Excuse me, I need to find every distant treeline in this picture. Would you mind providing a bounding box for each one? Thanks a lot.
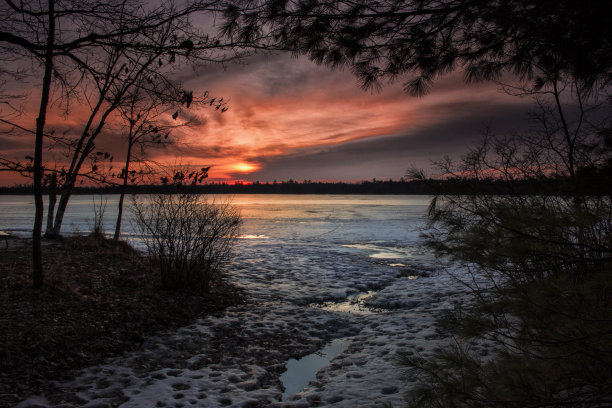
[3,176,608,195]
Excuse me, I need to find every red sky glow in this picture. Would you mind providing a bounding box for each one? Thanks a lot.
[0,53,532,186]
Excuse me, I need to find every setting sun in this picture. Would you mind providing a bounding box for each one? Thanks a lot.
[232,162,259,173]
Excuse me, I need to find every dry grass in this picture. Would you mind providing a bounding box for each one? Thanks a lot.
[0,235,242,408]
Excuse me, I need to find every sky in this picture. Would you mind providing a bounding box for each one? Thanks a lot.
[0,51,534,186]
[173,53,532,183]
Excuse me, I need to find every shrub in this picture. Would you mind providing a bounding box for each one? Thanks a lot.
[90,195,108,238]
[131,194,241,291]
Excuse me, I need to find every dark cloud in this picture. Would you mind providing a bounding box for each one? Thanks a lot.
[245,101,533,181]
[0,134,31,152]
[170,142,251,161]
[189,53,364,102]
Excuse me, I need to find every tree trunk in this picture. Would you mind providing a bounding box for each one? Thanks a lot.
[51,101,118,236]
[44,172,57,238]
[114,141,132,240]
[32,0,55,288]
[51,179,74,237]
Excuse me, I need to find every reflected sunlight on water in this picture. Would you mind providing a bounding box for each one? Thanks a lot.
[342,243,414,259]
[309,290,379,315]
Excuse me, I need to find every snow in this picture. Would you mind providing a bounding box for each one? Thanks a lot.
[8,195,478,407]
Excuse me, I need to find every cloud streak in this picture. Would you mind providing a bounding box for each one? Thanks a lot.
[170,54,531,181]
[1,53,533,185]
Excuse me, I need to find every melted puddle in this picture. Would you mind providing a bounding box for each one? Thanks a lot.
[309,290,379,315]
[280,338,350,401]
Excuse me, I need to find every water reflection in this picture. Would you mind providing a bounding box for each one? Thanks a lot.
[309,291,380,315]
[280,338,350,401]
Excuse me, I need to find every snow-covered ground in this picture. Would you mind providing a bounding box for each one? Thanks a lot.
[7,195,477,407]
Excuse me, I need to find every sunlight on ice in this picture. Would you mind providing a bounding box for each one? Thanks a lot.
[309,291,380,315]
[342,243,413,259]
[238,234,269,239]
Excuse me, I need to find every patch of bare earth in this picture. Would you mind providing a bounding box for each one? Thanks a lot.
[0,235,243,408]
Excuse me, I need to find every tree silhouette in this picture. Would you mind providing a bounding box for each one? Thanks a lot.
[112,79,228,240]
[402,78,612,407]
[0,0,261,288]
[225,0,612,94]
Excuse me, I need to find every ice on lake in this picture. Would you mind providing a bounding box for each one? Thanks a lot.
[3,194,476,407]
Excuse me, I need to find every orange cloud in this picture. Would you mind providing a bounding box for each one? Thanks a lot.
[1,53,528,185]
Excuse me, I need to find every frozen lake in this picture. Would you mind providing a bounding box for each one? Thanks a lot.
[0,193,429,242]
[0,193,432,305]
[5,194,475,407]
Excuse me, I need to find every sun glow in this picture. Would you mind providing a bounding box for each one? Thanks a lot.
[232,162,258,173]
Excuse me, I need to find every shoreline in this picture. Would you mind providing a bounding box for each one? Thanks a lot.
[5,239,475,407]
[0,236,243,408]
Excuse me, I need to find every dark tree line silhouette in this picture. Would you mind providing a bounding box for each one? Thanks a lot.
[2,175,608,196]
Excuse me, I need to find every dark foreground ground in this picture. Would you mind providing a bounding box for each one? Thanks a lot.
[0,235,242,408]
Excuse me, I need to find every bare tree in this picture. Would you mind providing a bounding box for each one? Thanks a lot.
[112,79,179,241]
[0,0,260,287]
[46,32,176,238]
[112,76,228,240]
